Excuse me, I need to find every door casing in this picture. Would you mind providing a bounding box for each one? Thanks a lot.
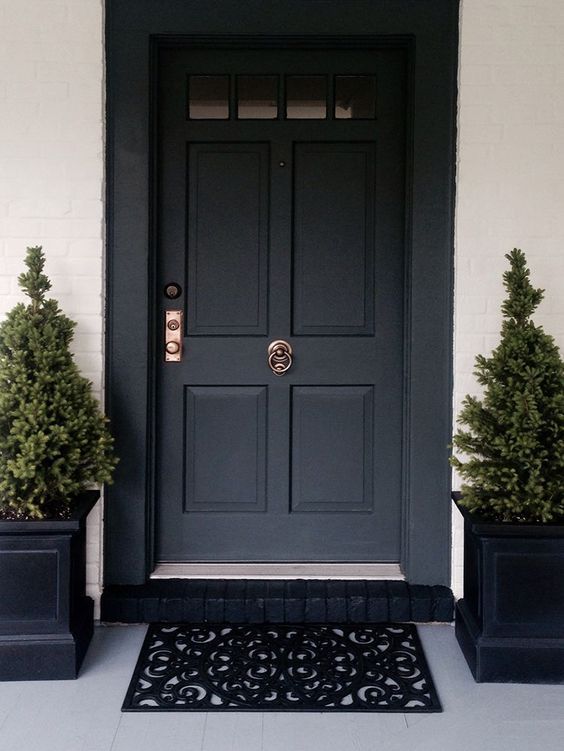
[105,0,458,588]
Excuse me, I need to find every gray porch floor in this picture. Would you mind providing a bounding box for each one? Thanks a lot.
[1,624,563,751]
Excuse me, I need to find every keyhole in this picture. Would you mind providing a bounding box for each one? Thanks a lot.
[164,282,182,299]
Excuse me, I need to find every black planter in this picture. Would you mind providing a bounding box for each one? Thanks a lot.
[454,493,564,683]
[0,491,99,681]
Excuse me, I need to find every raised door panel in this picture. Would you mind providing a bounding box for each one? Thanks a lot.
[291,386,374,512]
[187,143,269,335]
[184,386,267,512]
[293,143,375,336]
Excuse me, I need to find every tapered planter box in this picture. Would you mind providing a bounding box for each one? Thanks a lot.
[454,493,564,684]
[0,491,99,681]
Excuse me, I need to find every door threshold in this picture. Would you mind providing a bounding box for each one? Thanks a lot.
[151,563,404,580]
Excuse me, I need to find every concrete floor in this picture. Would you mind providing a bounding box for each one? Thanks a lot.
[0,624,563,751]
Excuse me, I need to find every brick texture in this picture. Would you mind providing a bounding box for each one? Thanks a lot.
[454,0,564,597]
[1,0,563,612]
[0,0,105,615]
[100,581,454,624]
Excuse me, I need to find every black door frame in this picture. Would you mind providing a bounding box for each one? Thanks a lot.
[104,0,458,588]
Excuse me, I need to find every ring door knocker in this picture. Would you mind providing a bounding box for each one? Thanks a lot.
[268,340,293,376]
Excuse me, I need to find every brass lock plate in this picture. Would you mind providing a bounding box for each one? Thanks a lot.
[165,310,183,362]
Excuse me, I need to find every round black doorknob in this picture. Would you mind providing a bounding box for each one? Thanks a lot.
[164,282,182,299]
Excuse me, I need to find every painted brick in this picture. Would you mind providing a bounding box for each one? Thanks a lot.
[224,581,247,622]
[459,65,492,86]
[0,0,105,618]
[454,0,564,599]
[461,122,504,144]
[459,104,493,125]
[1,0,563,617]
[205,581,226,622]
[264,581,285,622]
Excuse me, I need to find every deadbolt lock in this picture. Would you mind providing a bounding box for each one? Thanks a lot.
[164,282,182,299]
[165,310,183,362]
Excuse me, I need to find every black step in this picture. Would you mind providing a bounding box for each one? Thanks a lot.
[101,580,453,623]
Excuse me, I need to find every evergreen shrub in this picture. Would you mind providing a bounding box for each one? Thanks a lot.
[0,247,117,519]
[451,249,564,522]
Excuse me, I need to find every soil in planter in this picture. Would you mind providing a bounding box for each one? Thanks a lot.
[0,503,73,521]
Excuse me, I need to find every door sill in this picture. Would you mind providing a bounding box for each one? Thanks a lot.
[151,563,404,580]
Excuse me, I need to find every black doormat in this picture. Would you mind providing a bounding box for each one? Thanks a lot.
[122,623,441,712]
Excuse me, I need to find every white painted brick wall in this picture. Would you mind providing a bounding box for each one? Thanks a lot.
[454,0,564,597]
[1,0,563,612]
[0,0,105,615]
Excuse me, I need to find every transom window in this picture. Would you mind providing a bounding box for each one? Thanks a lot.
[285,76,327,119]
[237,76,278,119]
[188,76,230,119]
[187,74,377,120]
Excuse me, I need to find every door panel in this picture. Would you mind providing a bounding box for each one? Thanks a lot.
[187,143,269,334]
[184,386,267,512]
[156,47,407,563]
[293,143,375,335]
[291,386,374,513]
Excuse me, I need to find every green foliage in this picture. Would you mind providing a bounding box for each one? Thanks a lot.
[0,247,118,519]
[451,249,564,522]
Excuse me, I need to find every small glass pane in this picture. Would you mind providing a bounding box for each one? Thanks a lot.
[237,76,278,119]
[335,76,377,119]
[188,76,229,119]
[286,76,327,119]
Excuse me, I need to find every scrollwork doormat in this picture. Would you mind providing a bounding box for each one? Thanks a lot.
[122,623,441,712]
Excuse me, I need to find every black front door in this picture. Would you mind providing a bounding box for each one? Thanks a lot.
[156,47,407,563]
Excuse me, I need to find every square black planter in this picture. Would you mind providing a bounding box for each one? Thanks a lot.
[0,491,99,681]
[454,494,564,683]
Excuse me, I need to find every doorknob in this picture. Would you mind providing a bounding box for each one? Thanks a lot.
[268,340,293,376]
[165,310,183,362]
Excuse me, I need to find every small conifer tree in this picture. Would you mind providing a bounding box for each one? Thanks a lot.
[451,249,564,522]
[0,247,117,519]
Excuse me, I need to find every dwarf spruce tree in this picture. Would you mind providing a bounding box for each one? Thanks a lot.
[452,249,564,523]
[0,247,117,518]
